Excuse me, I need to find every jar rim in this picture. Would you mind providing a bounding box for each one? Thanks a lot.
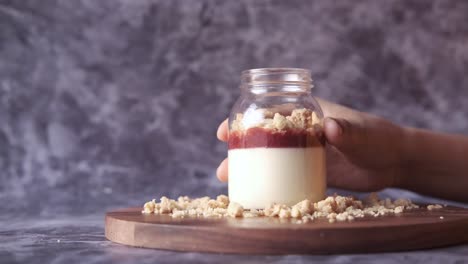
[241,68,313,90]
[241,67,311,75]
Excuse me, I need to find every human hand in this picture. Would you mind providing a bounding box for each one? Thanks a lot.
[216,98,406,192]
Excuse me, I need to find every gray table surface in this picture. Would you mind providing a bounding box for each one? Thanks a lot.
[2,189,468,264]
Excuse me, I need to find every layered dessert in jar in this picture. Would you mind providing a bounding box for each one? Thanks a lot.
[228,108,326,209]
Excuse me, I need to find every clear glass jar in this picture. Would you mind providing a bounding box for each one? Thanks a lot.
[228,68,326,209]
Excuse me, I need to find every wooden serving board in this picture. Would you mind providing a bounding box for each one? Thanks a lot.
[105,206,468,254]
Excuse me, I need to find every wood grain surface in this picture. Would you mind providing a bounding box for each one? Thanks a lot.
[105,206,468,254]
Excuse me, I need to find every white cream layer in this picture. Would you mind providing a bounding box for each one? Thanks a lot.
[228,147,326,209]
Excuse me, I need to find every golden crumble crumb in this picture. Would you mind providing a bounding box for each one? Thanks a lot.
[216,195,229,208]
[172,209,186,218]
[264,203,287,217]
[427,204,443,210]
[142,200,155,214]
[336,212,349,222]
[287,108,312,129]
[394,206,404,214]
[295,199,313,215]
[159,196,177,213]
[291,206,302,218]
[231,113,244,131]
[327,212,337,221]
[311,111,321,126]
[279,208,292,218]
[227,202,244,217]
[273,113,289,130]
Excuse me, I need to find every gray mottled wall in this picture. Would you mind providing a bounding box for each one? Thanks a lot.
[1,0,468,216]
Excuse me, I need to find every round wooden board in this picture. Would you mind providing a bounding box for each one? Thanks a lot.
[105,206,468,254]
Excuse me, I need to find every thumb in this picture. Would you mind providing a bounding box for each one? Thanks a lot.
[323,117,365,153]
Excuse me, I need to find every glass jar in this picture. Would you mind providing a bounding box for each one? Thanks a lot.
[228,68,326,209]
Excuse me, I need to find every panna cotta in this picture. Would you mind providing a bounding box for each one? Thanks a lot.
[228,109,326,209]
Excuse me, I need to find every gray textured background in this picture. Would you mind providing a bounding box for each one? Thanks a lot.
[1,0,468,217]
[2,1,468,263]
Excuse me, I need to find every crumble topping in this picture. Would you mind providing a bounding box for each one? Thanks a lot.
[427,204,444,210]
[231,108,321,132]
[141,193,438,223]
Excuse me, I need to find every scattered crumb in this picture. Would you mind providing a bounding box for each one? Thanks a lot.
[291,206,301,218]
[142,193,427,223]
[335,212,349,222]
[227,202,244,217]
[427,204,443,211]
[279,208,291,218]
[394,206,404,214]
[440,216,444,220]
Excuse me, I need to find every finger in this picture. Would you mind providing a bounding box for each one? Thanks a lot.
[216,157,228,182]
[217,119,229,142]
[324,117,364,154]
[323,117,343,143]
[316,98,361,121]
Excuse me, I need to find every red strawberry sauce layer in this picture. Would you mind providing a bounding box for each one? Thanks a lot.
[228,127,324,150]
